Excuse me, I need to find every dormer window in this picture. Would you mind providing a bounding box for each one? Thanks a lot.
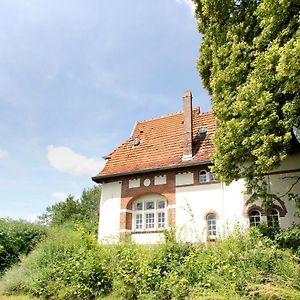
[133,138,140,146]
[198,127,207,135]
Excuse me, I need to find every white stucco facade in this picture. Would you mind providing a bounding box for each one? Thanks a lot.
[98,152,300,244]
[98,181,122,243]
[175,180,248,243]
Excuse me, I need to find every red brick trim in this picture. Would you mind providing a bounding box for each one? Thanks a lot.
[203,210,220,220]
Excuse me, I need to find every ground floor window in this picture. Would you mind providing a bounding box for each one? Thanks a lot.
[133,198,166,231]
[267,209,280,227]
[249,210,261,227]
[207,213,217,239]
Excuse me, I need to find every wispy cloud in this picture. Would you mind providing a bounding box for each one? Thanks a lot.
[0,148,8,159]
[175,0,195,14]
[52,192,68,202]
[47,145,104,176]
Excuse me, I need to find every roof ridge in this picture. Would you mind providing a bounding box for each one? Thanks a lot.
[137,106,202,123]
[138,110,183,123]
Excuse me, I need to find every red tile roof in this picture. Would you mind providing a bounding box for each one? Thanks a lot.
[93,107,216,181]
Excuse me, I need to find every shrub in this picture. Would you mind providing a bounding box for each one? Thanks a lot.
[0,219,46,275]
[0,226,112,299]
[1,228,300,299]
[275,224,300,256]
[111,229,300,300]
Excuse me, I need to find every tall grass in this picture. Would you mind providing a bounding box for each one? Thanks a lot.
[0,228,299,300]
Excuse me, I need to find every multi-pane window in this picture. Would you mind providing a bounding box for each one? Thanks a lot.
[210,172,216,181]
[199,170,218,183]
[133,199,167,231]
[199,170,208,183]
[267,209,280,227]
[135,213,143,230]
[207,213,217,239]
[249,210,261,227]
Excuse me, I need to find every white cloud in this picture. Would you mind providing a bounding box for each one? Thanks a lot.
[47,145,104,176]
[176,0,196,14]
[0,148,8,159]
[52,192,68,202]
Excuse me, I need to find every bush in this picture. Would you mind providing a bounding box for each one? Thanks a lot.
[275,224,300,256]
[111,229,300,300]
[0,219,46,275]
[1,228,300,299]
[0,226,112,299]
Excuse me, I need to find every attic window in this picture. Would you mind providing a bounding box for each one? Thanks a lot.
[198,127,207,135]
[133,138,140,146]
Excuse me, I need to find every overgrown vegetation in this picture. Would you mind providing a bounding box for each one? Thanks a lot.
[1,228,300,300]
[0,219,46,275]
[0,185,100,278]
[38,186,100,234]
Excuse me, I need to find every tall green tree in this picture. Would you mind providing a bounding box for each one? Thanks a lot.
[39,186,100,232]
[193,0,300,200]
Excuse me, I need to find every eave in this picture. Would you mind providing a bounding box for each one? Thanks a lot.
[92,160,212,183]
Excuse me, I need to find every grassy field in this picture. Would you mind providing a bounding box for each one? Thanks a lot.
[0,296,37,300]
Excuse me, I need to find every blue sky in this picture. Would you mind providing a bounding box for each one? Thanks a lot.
[0,0,211,221]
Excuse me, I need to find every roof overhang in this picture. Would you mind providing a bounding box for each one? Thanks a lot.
[92,160,212,183]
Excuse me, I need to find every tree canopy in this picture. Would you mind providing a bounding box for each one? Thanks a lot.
[193,0,300,193]
[38,186,100,232]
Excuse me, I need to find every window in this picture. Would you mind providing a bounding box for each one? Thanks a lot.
[210,172,216,181]
[249,210,261,227]
[133,198,167,231]
[207,213,217,239]
[199,170,208,183]
[267,209,280,227]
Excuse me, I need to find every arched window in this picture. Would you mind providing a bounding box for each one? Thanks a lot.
[249,210,261,227]
[206,213,217,239]
[267,209,280,227]
[133,198,167,231]
[199,170,208,183]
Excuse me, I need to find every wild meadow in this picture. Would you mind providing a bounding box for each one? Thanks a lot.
[1,186,299,299]
[0,223,299,300]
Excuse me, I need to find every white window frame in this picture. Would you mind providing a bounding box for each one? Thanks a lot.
[199,170,208,183]
[267,209,280,227]
[133,199,167,232]
[249,210,261,227]
[206,213,217,239]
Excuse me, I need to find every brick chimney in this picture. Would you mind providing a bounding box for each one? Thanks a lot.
[182,90,193,160]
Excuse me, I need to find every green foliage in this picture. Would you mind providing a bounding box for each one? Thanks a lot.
[193,0,300,191]
[0,219,46,275]
[0,227,112,299]
[38,186,100,233]
[109,230,300,300]
[1,228,300,299]
[275,224,300,256]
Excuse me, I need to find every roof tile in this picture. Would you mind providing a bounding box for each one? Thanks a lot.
[96,108,216,178]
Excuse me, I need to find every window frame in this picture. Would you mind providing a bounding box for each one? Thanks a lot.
[199,170,208,183]
[249,209,261,227]
[267,208,280,227]
[133,198,167,232]
[206,213,217,240]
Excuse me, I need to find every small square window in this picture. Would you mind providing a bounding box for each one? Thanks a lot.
[136,202,143,210]
[157,200,165,209]
[146,201,155,210]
